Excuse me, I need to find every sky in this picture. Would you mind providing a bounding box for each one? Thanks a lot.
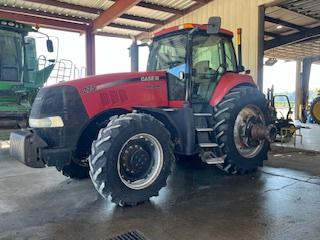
[33,28,320,93]
[264,59,320,93]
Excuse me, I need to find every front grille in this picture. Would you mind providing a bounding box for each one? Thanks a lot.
[106,230,148,240]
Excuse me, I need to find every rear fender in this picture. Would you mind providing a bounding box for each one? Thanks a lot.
[135,107,197,155]
[134,107,180,142]
[209,73,256,107]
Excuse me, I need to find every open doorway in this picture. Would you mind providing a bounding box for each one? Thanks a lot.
[262,0,320,123]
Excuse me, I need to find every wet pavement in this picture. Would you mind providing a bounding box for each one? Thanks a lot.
[0,146,320,240]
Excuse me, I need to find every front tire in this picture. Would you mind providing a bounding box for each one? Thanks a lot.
[89,113,174,206]
[213,86,271,174]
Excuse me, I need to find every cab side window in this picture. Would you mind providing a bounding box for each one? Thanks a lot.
[192,35,223,100]
[224,41,238,72]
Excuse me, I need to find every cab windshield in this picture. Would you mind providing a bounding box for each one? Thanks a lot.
[147,34,187,71]
[147,30,238,101]
[147,32,237,73]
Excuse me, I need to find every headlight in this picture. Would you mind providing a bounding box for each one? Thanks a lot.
[29,116,64,128]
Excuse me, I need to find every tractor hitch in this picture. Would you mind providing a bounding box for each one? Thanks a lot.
[250,124,277,143]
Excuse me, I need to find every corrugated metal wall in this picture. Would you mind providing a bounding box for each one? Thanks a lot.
[159,0,276,82]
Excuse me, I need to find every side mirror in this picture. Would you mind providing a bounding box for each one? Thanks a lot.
[179,71,185,81]
[207,17,221,34]
[46,39,54,52]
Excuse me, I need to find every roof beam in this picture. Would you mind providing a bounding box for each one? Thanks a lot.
[193,0,211,3]
[0,5,91,24]
[109,23,149,32]
[120,14,164,25]
[25,0,164,26]
[306,55,320,63]
[96,31,132,39]
[265,16,307,31]
[93,0,141,32]
[136,2,183,15]
[138,0,214,40]
[264,31,280,38]
[264,26,320,50]
[0,10,87,32]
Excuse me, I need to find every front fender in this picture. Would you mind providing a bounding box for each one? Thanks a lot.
[209,73,256,107]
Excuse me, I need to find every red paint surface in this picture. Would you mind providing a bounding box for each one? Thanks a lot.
[168,100,185,108]
[210,73,256,106]
[50,71,256,118]
[154,24,234,38]
[54,72,168,118]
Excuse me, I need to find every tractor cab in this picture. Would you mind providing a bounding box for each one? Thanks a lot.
[147,19,239,103]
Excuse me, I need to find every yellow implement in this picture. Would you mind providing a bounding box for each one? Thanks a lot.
[311,97,320,124]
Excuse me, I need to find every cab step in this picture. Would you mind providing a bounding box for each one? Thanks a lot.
[196,128,213,132]
[203,157,225,164]
[194,113,212,117]
[199,143,218,148]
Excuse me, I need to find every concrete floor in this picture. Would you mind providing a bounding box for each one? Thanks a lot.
[1,145,320,240]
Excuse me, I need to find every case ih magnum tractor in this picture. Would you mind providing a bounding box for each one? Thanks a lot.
[11,17,276,206]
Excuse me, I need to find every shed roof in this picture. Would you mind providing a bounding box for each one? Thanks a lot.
[0,0,213,38]
[264,0,320,61]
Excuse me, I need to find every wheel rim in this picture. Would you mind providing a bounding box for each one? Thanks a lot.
[117,133,163,190]
[233,105,265,158]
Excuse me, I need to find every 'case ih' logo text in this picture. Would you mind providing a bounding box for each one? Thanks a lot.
[81,85,96,94]
[141,76,160,81]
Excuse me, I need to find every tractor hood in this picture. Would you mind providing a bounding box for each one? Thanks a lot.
[47,71,169,118]
[56,71,167,93]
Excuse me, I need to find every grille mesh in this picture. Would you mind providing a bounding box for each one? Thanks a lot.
[106,230,147,240]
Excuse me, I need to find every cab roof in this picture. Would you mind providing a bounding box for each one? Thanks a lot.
[154,23,234,38]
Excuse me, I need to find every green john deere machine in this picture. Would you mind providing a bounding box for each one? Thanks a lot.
[0,19,55,129]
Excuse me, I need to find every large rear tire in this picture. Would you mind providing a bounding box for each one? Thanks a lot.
[89,113,174,206]
[213,86,271,174]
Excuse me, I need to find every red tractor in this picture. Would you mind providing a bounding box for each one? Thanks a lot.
[10,17,276,206]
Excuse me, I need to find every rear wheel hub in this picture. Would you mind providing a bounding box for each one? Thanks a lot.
[234,105,265,158]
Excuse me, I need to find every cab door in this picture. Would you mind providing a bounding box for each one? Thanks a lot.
[191,34,238,101]
[191,34,224,101]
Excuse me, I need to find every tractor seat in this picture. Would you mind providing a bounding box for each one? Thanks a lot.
[193,61,212,81]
